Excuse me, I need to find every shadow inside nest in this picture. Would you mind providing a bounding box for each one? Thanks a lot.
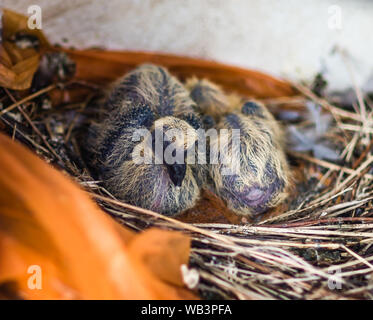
[1,53,373,300]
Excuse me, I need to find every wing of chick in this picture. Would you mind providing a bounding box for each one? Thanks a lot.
[185,77,242,122]
[106,64,202,128]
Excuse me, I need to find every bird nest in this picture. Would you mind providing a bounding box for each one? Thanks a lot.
[2,49,373,300]
[1,11,373,300]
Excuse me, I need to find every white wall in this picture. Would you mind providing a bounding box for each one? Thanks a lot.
[2,0,373,91]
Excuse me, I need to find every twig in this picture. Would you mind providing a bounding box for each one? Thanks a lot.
[0,84,56,116]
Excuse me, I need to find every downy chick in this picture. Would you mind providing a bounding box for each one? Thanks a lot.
[186,78,291,216]
[86,64,202,216]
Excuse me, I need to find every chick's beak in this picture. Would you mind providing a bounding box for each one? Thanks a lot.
[166,163,186,187]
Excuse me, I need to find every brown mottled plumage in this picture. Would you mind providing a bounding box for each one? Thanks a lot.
[86,64,203,216]
[187,78,291,216]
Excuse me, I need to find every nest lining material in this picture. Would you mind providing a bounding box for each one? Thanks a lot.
[1,60,373,300]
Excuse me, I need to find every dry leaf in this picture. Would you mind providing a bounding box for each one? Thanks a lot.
[128,229,191,287]
[0,132,196,299]
[0,9,49,90]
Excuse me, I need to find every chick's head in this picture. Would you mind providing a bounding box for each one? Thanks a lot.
[125,116,201,215]
[132,115,200,184]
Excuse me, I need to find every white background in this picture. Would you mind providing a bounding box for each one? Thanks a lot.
[2,0,373,91]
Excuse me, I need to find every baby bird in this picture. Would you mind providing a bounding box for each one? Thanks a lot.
[186,78,291,216]
[86,64,202,216]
